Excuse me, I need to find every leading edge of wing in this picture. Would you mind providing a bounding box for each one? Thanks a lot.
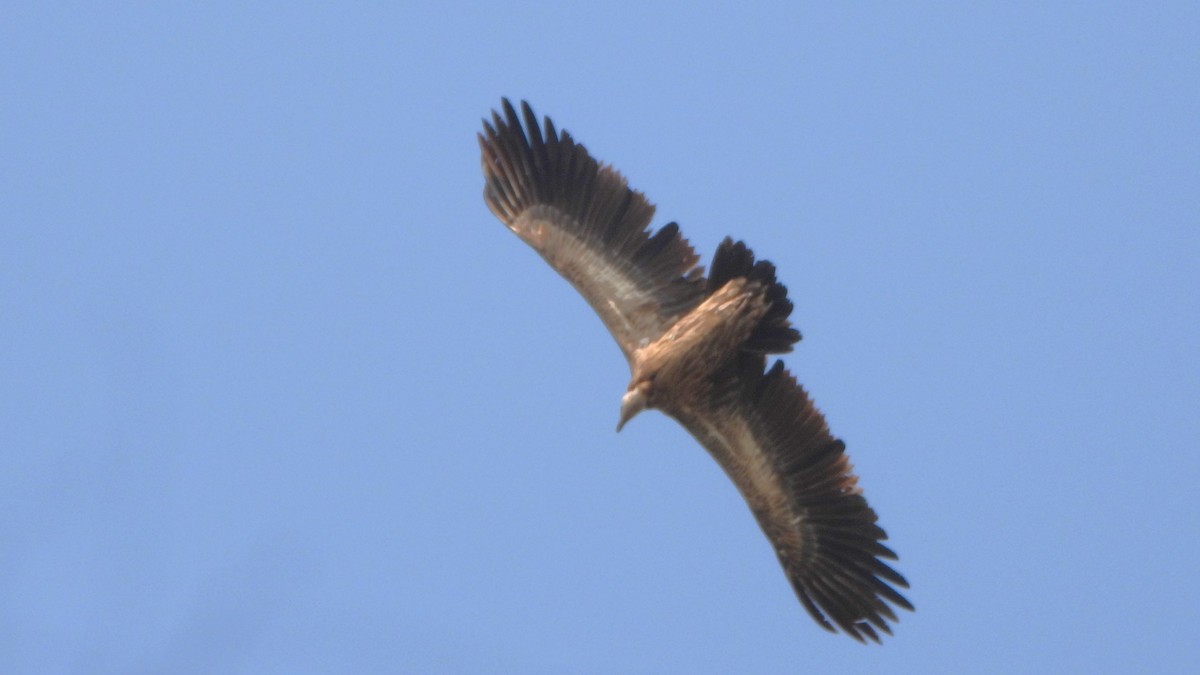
[479,98,706,357]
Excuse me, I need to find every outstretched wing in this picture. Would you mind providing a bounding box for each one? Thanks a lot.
[670,362,912,643]
[480,99,706,359]
[669,240,911,643]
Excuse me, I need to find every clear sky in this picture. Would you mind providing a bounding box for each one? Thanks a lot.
[3,3,1198,673]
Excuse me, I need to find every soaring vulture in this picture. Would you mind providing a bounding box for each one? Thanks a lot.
[479,99,912,643]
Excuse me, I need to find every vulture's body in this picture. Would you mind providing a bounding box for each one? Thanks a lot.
[479,99,912,643]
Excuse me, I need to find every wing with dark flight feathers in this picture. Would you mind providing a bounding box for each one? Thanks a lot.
[668,239,911,643]
[670,372,912,643]
[479,99,706,359]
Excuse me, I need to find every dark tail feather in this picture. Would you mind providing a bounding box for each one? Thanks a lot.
[708,237,801,354]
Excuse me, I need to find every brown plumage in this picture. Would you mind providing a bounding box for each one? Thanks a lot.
[479,99,912,643]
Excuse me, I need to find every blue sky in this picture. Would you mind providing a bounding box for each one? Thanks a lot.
[3,2,1198,673]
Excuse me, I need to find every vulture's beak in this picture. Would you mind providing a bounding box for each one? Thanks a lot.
[616,387,648,432]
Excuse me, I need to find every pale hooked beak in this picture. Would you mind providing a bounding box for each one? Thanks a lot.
[616,387,648,432]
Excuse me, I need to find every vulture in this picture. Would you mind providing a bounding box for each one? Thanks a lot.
[479,99,912,643]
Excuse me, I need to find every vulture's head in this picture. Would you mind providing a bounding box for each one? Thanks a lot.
[617,377,653,432]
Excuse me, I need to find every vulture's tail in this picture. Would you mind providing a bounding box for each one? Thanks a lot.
[707,238,801,355]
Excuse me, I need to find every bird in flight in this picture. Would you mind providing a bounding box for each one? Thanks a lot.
[479,99,912,643]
